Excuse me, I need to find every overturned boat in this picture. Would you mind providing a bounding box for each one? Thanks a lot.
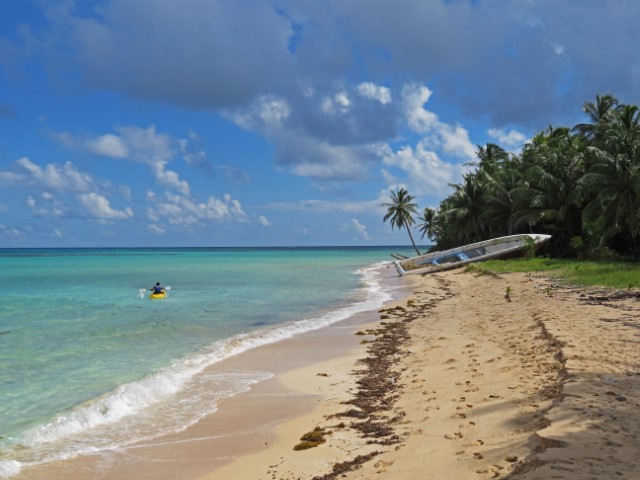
[393,233,551,276]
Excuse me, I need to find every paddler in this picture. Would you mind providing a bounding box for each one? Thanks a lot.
[150,282,164,294]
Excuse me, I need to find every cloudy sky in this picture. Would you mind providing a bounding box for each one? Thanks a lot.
[1,0,639,247]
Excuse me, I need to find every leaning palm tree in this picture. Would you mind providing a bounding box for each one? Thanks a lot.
[382,188,421,255]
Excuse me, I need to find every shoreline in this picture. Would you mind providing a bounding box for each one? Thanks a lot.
[205,268,640,479]
[11,265,640,479]
[10,263,412,480]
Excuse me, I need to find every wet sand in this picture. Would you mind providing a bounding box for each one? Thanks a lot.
[205,268,640,480]
[15,265,640,479]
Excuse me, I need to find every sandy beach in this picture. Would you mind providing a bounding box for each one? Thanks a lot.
[14,264,640,479]
[205,266,640,479]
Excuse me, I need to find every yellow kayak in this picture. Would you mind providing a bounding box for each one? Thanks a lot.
[149,290,166,299]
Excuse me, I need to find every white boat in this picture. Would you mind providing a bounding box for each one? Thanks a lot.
[393,233,551,276]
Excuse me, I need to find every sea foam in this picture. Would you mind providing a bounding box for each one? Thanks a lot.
[0,263,396,477]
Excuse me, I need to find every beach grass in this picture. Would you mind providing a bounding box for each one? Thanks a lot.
[468,257,640,289]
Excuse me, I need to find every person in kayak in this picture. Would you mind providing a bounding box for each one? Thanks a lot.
[151,282,164,294]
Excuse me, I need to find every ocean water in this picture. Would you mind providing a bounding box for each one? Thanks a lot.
[0,246,415,477]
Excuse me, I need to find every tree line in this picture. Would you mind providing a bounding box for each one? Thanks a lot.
[383,94,640,259]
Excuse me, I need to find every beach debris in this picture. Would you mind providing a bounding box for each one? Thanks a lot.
[293,427,328,450]
[308,276,455,479]
[505,286,512,302]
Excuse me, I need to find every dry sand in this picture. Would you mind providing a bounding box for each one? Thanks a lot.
[203,268,640,480]
[14,266,640,479]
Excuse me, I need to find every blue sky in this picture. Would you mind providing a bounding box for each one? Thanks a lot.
[1,0,640,247]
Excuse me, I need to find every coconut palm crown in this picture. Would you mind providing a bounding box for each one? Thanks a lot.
[382,188,421,255]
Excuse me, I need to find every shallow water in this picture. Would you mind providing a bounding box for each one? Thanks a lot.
[0,246,415,477]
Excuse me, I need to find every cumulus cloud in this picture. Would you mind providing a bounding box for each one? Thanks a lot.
[11,0,640,130]
[0,157,94,192]
[147,192,246,226]
[487,128,528,150]
[86,133,129,158]
[356,82,392,105]
[321,91,352,115]
[226,90,395,181]
[231,95,291,132]
[380,140,459,197]
[25,192,67,217]
[78,192,134,220]
[258,215,271,226]
[57,125,192,195]
[401,84,476,161]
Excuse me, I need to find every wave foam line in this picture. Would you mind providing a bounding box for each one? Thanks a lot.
[0,263,395,478]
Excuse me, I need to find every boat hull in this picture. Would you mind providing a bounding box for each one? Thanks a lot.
[394,234,551,276]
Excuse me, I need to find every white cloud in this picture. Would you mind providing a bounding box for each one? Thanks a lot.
[258,215,271,226]
[231,95,291,130]
[280,138,378,181]
[356,82,392,105]
[402,84,438,133]
[148,192,247,226]
[151,162,190,196]
[381,140,459,196]
[321,91,352,115]
[401,84,476,162]
[487,128,528,149]
[7,157,95,192]
[58,125,192,195]
[87,133,129,158]
[51,229,62,238]
[78,192,134,220]
[351,218,370,240]
[25,192,67,217]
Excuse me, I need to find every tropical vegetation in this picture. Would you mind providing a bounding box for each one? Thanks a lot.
[467,257,640,290]
[384,94,640,260]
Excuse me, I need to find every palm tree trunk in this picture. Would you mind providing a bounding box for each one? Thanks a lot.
[405,225,421,255]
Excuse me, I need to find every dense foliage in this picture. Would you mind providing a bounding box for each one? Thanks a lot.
[417,94,640,259]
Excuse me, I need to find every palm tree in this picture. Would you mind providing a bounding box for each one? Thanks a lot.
[382,188,421,255]
[480,157,522,236]
[513,127,586,255]
[444,173,487,243]
[582,107,640,256]
[573,94,619,141]
[418,207,437,240]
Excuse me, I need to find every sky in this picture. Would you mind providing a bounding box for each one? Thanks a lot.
[1,0,640,248]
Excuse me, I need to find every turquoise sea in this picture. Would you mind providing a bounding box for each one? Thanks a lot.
[0,246,416,477]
